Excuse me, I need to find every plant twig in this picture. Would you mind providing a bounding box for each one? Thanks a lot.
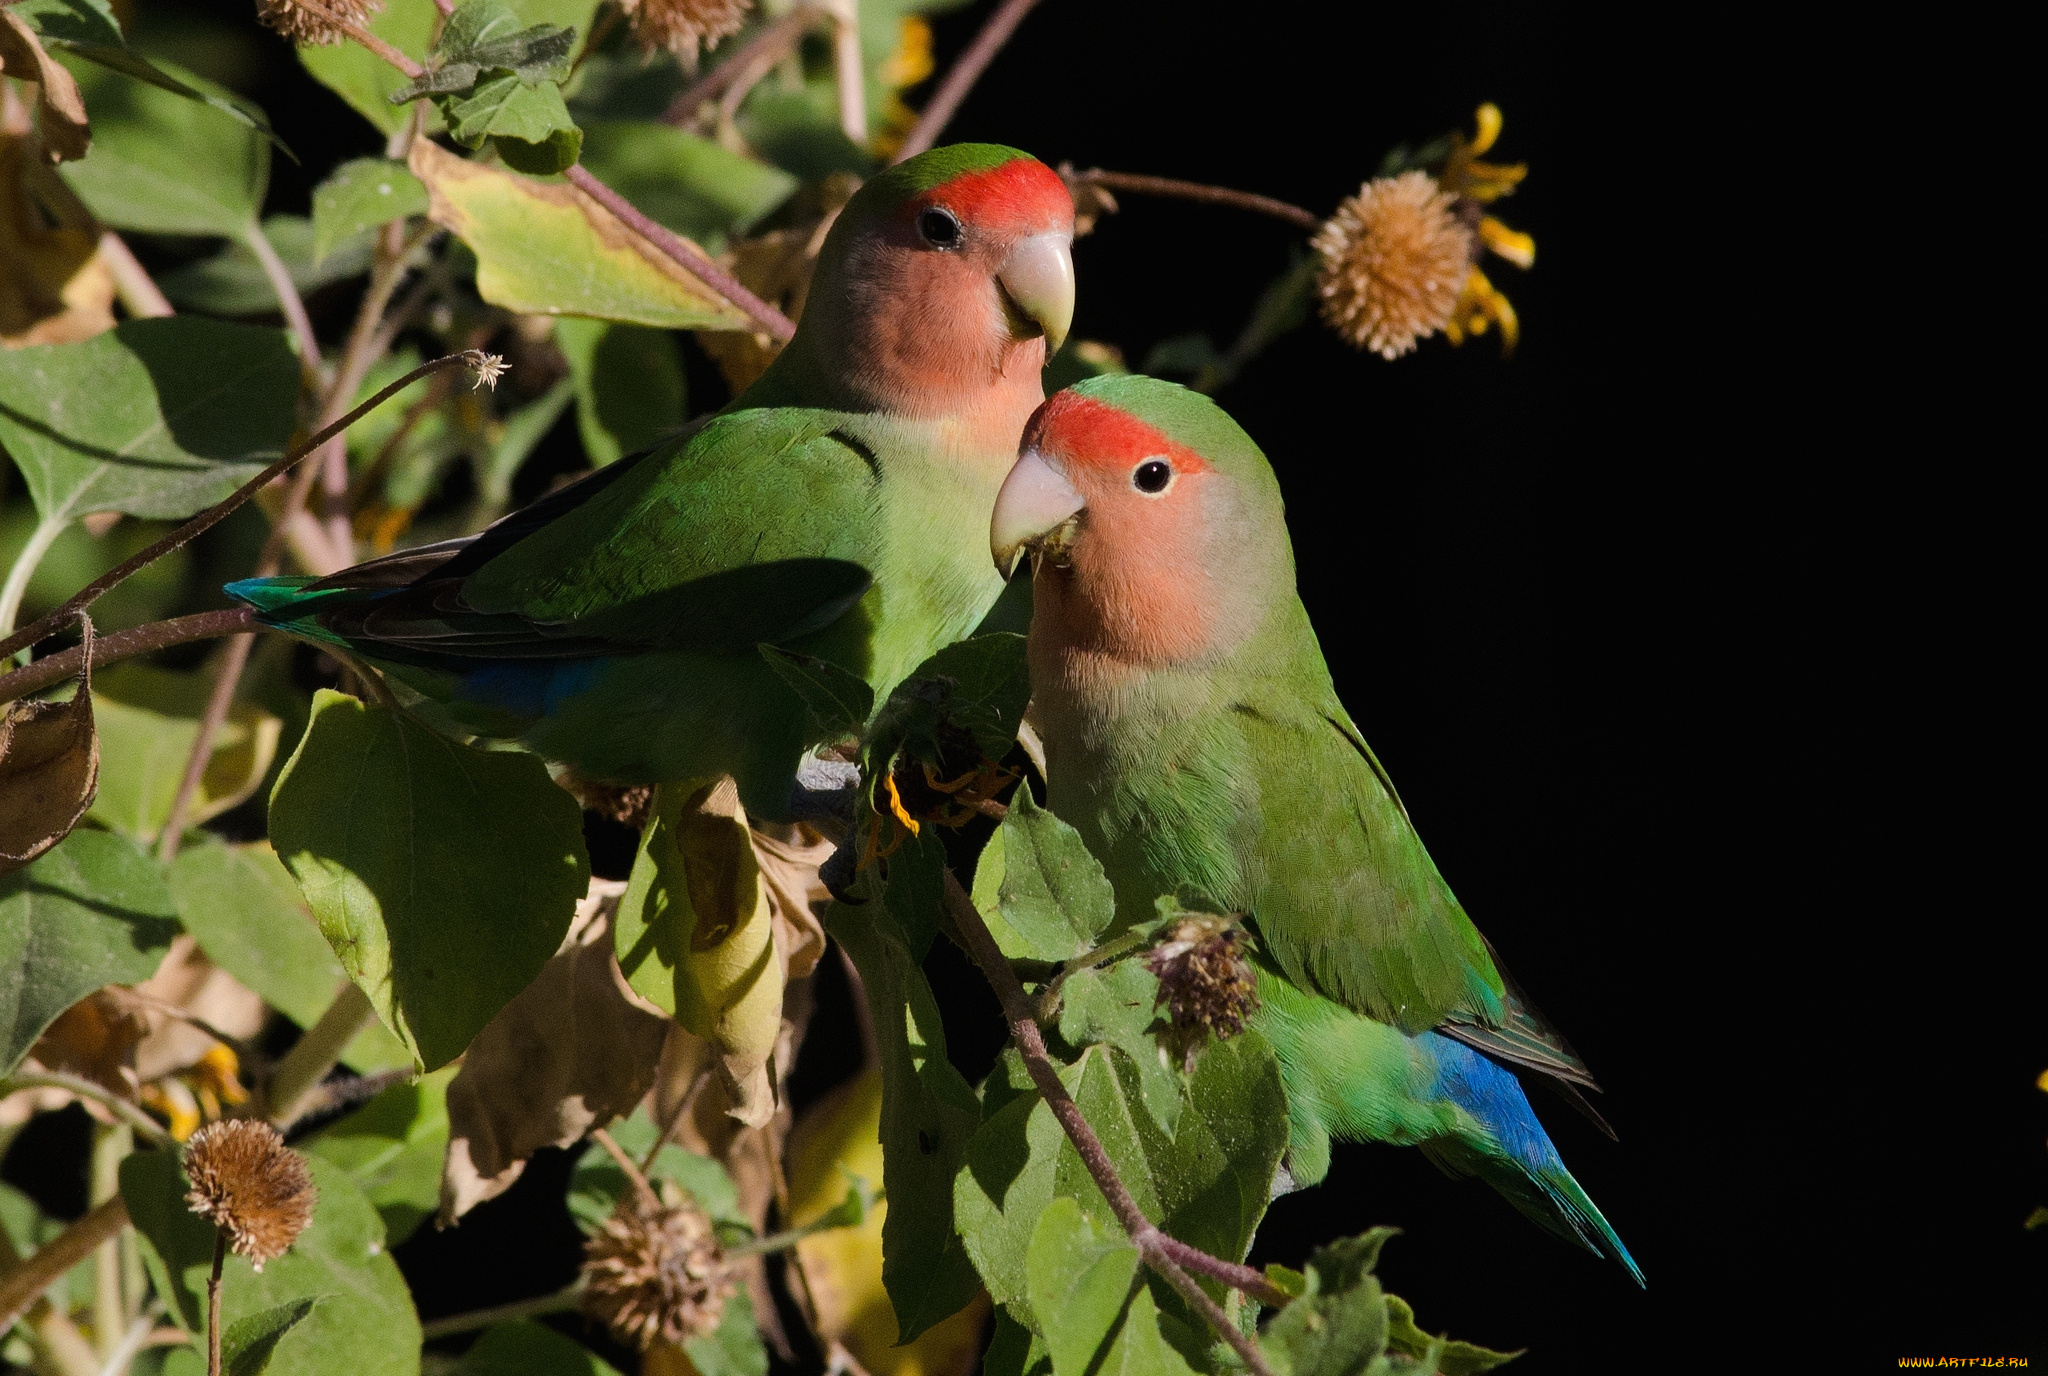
[417,1282,584,1340]
[561,165,795,341]
[1061,169,1321,232]
[242,219,324,381]
[0,352,492,663]
[940,872,1292,1346]
[98,233,174,319]
[267,982,381,1127]
[825,0,866,146]
[204,1230,225,1376]
[660,6,822,125]
[892,0,1042,163]
[1,1072,176,1148]
[590,1127,661,1210]
[298,0,426,77]
[0,609,255,706]
[0,1196,132,1334]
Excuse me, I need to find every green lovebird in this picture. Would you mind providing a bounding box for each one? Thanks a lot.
[230,144,1075,818]
[989,375,1642,1284]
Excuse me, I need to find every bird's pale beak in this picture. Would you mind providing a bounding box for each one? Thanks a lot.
[996,231,1075,356]
[991,447,1085,577]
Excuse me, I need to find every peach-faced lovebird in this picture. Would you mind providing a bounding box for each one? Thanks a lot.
[989,376,1642,1283]
[229,145,1075,817]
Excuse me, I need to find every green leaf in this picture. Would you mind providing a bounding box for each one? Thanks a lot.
[1026,1199,1202,1376]
[685,1288,769,1376]
[301,1067,458,1247]
[312,160,428,265]
[157,216,376,315]
[86,663,280,843]
[0,317,298,524]
[164,840,411,1074]
[0,828,178,1076]
[577,121,796,251]
[299,0,442,137]
[56,56,268,236]
[405,0,573,96]
[989,789,1116,963]
[119,1151,421,1374]
[1382,1293,1519,1375]
[19,0,287,149]
[1056,959,1181,1140]
[410,139,753,330]
[220,1297,318,1376]
[985,1310,1053,1376]
[759,647,873,742]
[443,74,578,153]
[1025,1198,1142,1376]
[1260,1232,1391,1376]
[863,634,1031,779]
[825,901,983,1341]
[954,1034,1287,1335]
[267,690,590,1071]
[553,318,685,468]
[454,1320,625,1375]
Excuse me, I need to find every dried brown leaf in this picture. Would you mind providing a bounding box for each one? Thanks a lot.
[28,987,149,1100]
[0,618,97,873]
[440,879,672,1223]
[0,14,90,163]
[132,934,265,1082]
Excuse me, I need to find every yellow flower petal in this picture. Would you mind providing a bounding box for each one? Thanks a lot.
[1470,103,1503,157]
[1478,217,1536,268]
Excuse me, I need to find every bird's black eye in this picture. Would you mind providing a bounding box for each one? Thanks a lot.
[1133,459,1173,494]
[917,207,961,249]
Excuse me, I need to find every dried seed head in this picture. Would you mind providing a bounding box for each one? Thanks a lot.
[1312,171,1474,360]
[618,0,752,61]
[182,1120,316,1271]
[467,351,509,391]
[581,1191,735,1350]
[1146,914,1260,1069]
[567,780,654,831]
[254,0,384,48]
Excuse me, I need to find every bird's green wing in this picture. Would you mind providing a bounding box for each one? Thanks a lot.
[1240,692,1509,1036]
[300,408,884,659]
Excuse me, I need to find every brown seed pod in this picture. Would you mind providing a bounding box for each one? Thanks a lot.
[617,0,752,61]
[182,1119,317,1271]
[1145,914,1261,1070]
[581,1190,735,1350]
[1311,170,1475,361]
[254,0,384,48]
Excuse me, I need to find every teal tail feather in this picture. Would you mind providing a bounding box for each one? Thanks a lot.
[223,576,361,648]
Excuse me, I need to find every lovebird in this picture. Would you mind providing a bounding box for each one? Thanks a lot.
[229,144,1076,818]
[988,375,1643,1283]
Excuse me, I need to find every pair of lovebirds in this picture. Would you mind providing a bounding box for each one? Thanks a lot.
[232,144,1641,1284]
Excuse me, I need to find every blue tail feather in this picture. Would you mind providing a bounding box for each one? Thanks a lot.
[1419,1033,1645,1285]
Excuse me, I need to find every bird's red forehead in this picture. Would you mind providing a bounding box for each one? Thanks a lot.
[1025,393,1212,477]
[913,159,1073,234]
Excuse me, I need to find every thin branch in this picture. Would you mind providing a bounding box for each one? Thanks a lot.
[826,0,866,146]
[156,631,256,863]
[0,351,491,663]
[1061,169,1321,232]
[939,872,1290,1364]
[98,233,174,319]
[0,609,255,707]
[204,1230,225,1376]
[892,0,1042,163]
[274,1067,413,1130]
[590,1127,661,1211]
[561,165,795,341]
[0,1196,131,1333]
[268,982,380,1127]
[299,0,426,78]
[660,7,822,126]
[417,1282,583,1341]
[1,1072,176,1148]
[242,219,324,379]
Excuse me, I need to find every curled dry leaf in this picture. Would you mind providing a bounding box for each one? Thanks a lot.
[0,617,97,874]
[0,13,91,162]
[27,986,150,1101]
[440,878,671,1224]
[131,933,265,1082]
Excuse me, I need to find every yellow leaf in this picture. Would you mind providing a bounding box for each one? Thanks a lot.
[790,1069,990,1376]
[409,140,754,331]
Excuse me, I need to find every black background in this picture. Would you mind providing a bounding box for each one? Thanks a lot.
[6,2,2041,1369]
